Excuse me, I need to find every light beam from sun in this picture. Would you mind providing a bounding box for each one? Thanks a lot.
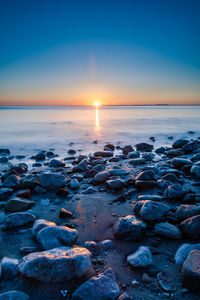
[94,100,100,108]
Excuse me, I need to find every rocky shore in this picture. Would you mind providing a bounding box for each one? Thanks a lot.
[0,136,200,299]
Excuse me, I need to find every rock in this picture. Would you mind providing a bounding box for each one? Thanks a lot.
[59,208,73,218]
[49,159,65,168]
[18,247,92,283]
[161,173,177,182]
[191,153,200,162]
[104,144,115,151]
[106,179,124,189]
[172,158,192,168]
[142,272,152,283]
[157,179,171,191]
[12,163,28,174]
[21,174,39,190]
[155,147,166,154]
[17,189,31,198]
[180,215,200,238]
[127,246,153,267]
[174,204,200,221]
[135,180,156,188]
[182,249,200,290]
[0,188,13,200]
[94,171,110,183]
[129,158,145,165]
[32,162,42,167]
[122,145,134,155]
[56,187,69,197]
[72,269,120,300]
[69,179,80,189]
[0,148,10,156]
[5,198,35,212]
[108,169,129,176]
[1,257,19,280]
[135,170,155,181]
[0,157,8,163]
[33,185,46,194]
[39,173,67,190]
[84,241,97,254]
[139,201,169,222]
[68,149,76,155]
[46,151,56,158]
[172,139,189,149]
[100,239,115,251]
[32,219,56,238]
[94,151,113,157]
[154,222,182,239]
[190,165,200,179]
[138,194,163,201]
[93,164,105,172]
[166,148,184,157]
[114,215,146,241]
[165,184,187,200]
[35,152,45,161]
[37,225,78,250]
[157,272,175,292]
[72,159,89,172]
[135,143,153,152]
[82,187,97,194]
[20,247,39,254]
[174,243,200,265]
[118,292,132,300]
[0,291,30,300]
[183,141,198,153]
[4,174,20,189]
[5,212,36,229]
[128,151,140,158]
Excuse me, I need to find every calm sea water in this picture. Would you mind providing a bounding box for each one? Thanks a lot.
[0,106,199,157]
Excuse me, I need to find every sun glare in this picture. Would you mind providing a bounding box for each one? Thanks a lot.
[94,101,100,107]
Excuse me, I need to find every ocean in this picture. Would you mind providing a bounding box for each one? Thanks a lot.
[0,105,199,158]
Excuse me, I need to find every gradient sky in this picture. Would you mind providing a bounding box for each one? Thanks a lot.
[0,0,200,106]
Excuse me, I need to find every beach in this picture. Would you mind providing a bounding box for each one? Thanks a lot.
[0,113,200,299]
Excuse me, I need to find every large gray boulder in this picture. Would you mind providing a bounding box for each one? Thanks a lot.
[5,212,36,229]
[39,173,67,190]
[72,269,120,300]
[37,226,78,250]
[32,219,56,238]
[114,215,146,241]
[127,246,153,268]
[182,249,200,290]
[139,201,169,222]
[18,247,92,282]
[174,243,200,265]
[0,291,30,300]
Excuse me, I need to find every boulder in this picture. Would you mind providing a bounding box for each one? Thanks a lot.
[0,188,13,201]
[72,269,120,300]
[0,291,30,300]
[5,212,36,229]
[182,249,200,290]
[72,159,89,172]
[165,184,187,200]
[180,215,200,238]
[174,243,200,265]
[94,171,110,183]
[190,165,200,179]
[154,222,182,239]
[37,225,78,250]
[174,205,200,221]
[39,173,67,190]
[4,175,20,189]
[0,148,10,156]
[32,219,56,238]
[94,151,113,157]
[127,246,153,268]
[128,158,145,165]
[114,215,146,241]
[135,143,153,152]
[1,257,19,280]
[135,170,155,181]
[5,198,35,212]
[171,158,192,168]
[106,179,124,190]
[18,247,92,282]
[49,159,65,168]
[69,179,80,189]
[21,174,40,190]
[128,151,140,159]
[17,189,31,198]
[122,145,134,155]
[108,169,129,176]
[139,201,169,222]
[172,139,188,149]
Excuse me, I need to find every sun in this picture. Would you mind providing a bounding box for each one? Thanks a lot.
[94,100,100,108]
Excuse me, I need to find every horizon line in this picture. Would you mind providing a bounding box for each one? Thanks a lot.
[0,104,200,107]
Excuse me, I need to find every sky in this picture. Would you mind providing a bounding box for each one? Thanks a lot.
[0,0,200,106]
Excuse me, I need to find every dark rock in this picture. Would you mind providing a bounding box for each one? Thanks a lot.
[182,249,200,290]
[1,257,19,280]
[82,187,96,194]
[18,247,92,283]
[59,208,73,218]
[39,173,67,190]
[84,241,97,254]
[46,151,56,158]
[190,165,200,179]
[49,159,65,168]
[135,170,155,181]
[127,246,153,267]
[5,197,35,212]
[72,269,120,300]
[35,152,46,161]
[72,159,89,172]
[104,144,115,151]
[183,141,198,153]
[94,151,113,157]
[161,173,177,182]
[128,151,140,158]
[56,188,69,197]
[129,158,145,165]
[0,148,10,156]
[135,143,153,152]
[4,174,20,189]
[180,215,200,238]
[166,148,184,157]
[0,291,30,300]
[174,204,200,221]
[21,174,40,190]
[17,189,31,198]
[155,147,166,154]
[32,219,56,238]
[20,247,39,254]
[172,158,192,168]
[0,157,8,164]
[122,145,134,155]
[68,149,76,155]
[114,215,146,241]
[94,171,110,183]
[165,184,187,200]
[154,222,182,239]
[0,188,13,200]
[172,139,189,149]
[138,194,163,201]
[106,179,124,190]
[69,179,80,189]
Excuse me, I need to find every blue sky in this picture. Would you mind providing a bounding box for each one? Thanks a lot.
[0,0,200,105]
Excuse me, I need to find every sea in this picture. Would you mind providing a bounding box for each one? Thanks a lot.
[0,105,199,159]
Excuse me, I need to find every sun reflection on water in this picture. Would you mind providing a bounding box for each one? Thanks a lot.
[95,106,100,130]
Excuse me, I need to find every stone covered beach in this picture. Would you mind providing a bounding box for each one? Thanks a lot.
[0,136,200,300]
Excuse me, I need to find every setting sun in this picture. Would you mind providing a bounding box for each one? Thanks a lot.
[94,101,100,107]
